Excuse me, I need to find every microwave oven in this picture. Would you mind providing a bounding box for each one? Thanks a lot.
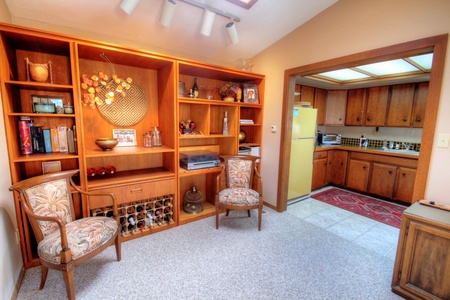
[321,134,341,145]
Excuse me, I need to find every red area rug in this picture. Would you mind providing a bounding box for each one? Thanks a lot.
[311,188,407,228]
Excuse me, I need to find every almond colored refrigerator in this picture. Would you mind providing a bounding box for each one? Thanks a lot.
[288,105,318,201]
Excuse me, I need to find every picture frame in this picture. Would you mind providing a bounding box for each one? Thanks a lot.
[42,161,61,174]
[32,95,64,113]
[243,84,259,104]
[112,129,137,146]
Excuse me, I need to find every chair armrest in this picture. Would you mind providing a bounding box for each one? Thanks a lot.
[252,167,263,195]
[215,165,227,194]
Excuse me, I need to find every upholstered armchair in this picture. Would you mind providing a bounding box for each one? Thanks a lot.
[9,169,121,300]
[215,155,263,230]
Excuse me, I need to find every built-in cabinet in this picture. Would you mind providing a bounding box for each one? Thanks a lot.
[387,83,416,127]
[312,151,328,190]
[345,86,389,127]
[314,88,326,126]
[324,90,347,125]
[392,202,450,299]
[326,150,348,186]
[0,24,264,268]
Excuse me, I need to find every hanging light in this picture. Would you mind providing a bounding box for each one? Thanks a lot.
[120,0,140,15]
[160,0,178,27]
[201,8,216,36]
[225,21,239,44]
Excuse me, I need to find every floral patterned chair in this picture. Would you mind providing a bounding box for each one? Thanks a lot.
[9,169,121,300]
[215,155,263,230]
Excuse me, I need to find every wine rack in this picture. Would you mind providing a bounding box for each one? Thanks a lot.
[90,195,174,236]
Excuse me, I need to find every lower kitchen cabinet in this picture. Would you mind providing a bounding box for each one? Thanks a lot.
[312,151,328,190]
[368,163,397,198]
[326,150,348,186]
[394,167,417,203]
[346,159,371,192]
[392,202,450,299]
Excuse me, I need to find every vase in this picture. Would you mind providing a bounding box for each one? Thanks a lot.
[182,128,193,134]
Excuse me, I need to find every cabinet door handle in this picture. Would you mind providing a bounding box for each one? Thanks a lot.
[356,117,360,122]
[362,166,367,170]
[416,116,421,122]
[388,170,392,174]
[130,188,143,194]
[366,116,371,122]
[403,117,408,122]
[402,172,406,176]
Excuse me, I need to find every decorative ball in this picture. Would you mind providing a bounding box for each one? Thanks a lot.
[95,138,119,151]
[239,130,246,143]
[29,64,49,82]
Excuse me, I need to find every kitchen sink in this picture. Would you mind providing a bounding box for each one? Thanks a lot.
[382,148,419,156]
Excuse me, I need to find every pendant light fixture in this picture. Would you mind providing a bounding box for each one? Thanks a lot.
[120,0,140,15]
[201,9,216,36]
[225,21,239,44]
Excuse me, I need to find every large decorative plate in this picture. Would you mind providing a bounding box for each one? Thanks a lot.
[97,82,147,126]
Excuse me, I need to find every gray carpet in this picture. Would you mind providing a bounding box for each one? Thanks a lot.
[16,208,402,299]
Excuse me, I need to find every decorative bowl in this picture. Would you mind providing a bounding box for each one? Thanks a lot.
[29,64,49,82]
[95,138,118,151]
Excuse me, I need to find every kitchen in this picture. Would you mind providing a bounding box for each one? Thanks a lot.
[283,41,438,208]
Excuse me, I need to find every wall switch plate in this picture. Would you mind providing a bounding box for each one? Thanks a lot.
[271,125,276,133]
[437,133,449,148]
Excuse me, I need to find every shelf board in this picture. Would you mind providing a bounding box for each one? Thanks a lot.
[85,145,175,158]
[8,112,75,118]
[179,201,216,225]
[179,133,235,139]
[178,165,222,177]
[87,167,175,189]
[239,124,261,127]
[13,152,78,162]
[4,80,73,92]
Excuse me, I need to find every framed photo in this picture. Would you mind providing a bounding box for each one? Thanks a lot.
[42,161,61,174]
[112,129,137,146]
[32,95,64,113]
[243,84,259,104]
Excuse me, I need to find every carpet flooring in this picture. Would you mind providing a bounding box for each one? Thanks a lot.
[15,207,402,300]
[311,188,406,228]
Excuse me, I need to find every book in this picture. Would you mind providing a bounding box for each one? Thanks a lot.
[57,125,68,152]
[43,129,52,153]
[18,120,32,154]
[50,128,60,152]
[66,128,76,154]
[30,126,45,153]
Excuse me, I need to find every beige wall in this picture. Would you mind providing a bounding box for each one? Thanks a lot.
[252,0,450,207]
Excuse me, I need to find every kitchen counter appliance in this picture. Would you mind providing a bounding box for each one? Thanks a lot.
[321,133,341,145]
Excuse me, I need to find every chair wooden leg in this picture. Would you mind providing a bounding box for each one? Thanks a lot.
[258,205,262,231]
[247,210,251,217]
[39,265,48,290]
[115,234,122,261]
[216,203,220,229]
[226,209,230,216]
[62,264,75,300]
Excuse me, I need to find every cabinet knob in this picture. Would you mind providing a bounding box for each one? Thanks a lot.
[416,116,421,122]
[403,117,408,122]
[356,117,360,122]
[388,170,392,174]
[366,116,371,122]
[324,162,327,166]
[402,172,406,176]
[339,117,342,121]
[318,153,322,157]
[362,166,367,170]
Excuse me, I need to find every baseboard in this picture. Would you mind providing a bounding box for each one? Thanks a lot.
[10,266,25,300]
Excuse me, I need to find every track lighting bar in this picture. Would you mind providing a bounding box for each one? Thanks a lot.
[180,0,241,22]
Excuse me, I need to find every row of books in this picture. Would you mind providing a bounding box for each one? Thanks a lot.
[19,116,77,155]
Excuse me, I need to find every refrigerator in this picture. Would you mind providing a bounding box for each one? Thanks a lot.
[288,105,318,201]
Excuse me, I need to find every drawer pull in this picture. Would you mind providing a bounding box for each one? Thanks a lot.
[130,188,143,194]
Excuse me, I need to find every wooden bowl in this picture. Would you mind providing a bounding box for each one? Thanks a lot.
[95,138,118,151]
[29,64,49,82]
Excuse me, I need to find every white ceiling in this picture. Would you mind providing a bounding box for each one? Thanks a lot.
[4,0,337,67]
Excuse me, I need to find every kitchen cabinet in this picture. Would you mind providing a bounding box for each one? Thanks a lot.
[387,83,415,127]
[314,88,327,126]
[345,86,389,127]
[326,150,348,186]
[412,82,428,128]
[312,151,328,190]
[392,202,450,299]
[294,85,314,104]
[346,159,371,192]
[394,167,417,203]
[325,90,347,125]
[368,163,397,198]
[294,84,301,102]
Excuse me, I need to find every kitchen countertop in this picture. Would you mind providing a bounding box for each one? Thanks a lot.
[315,144,419,158]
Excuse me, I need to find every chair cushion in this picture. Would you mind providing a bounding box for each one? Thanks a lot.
[227,160,252,188]
[219,187,260,206]
[38,217,118,264]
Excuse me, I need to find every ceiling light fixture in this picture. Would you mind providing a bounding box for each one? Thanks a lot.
[225,21,239,44]
[120,0,140,15]
[201,9,216,36]
[160,0,178,27]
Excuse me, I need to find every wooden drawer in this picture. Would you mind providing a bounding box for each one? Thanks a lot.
[88,178,176,209]
[314,151,328,159]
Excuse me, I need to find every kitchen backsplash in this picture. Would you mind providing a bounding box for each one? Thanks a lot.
[340,137,420,151]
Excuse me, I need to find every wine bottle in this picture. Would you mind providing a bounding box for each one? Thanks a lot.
[192,78,199,98]
[223,111,229,135]
[146,213,153,226]
[128,216,135,226]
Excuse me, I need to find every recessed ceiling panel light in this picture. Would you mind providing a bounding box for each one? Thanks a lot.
[409,53,433,70]
[318,69,370,81]
[357,59,419,76]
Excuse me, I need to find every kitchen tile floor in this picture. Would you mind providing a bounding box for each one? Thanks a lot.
[287,188,401,260]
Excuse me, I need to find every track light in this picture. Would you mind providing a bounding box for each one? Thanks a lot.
[225,21,239,44]
[160,0,178,27]
[201,9,216,36]
[120,0,140,15]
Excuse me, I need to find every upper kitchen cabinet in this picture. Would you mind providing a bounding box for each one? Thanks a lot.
[325,90,347,126]
[411,82,428,128]
[346,86,389,127]
[314,88,326,126]
[387,83,415,127]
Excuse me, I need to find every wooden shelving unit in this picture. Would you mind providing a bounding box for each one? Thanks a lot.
[0,23,264,268]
